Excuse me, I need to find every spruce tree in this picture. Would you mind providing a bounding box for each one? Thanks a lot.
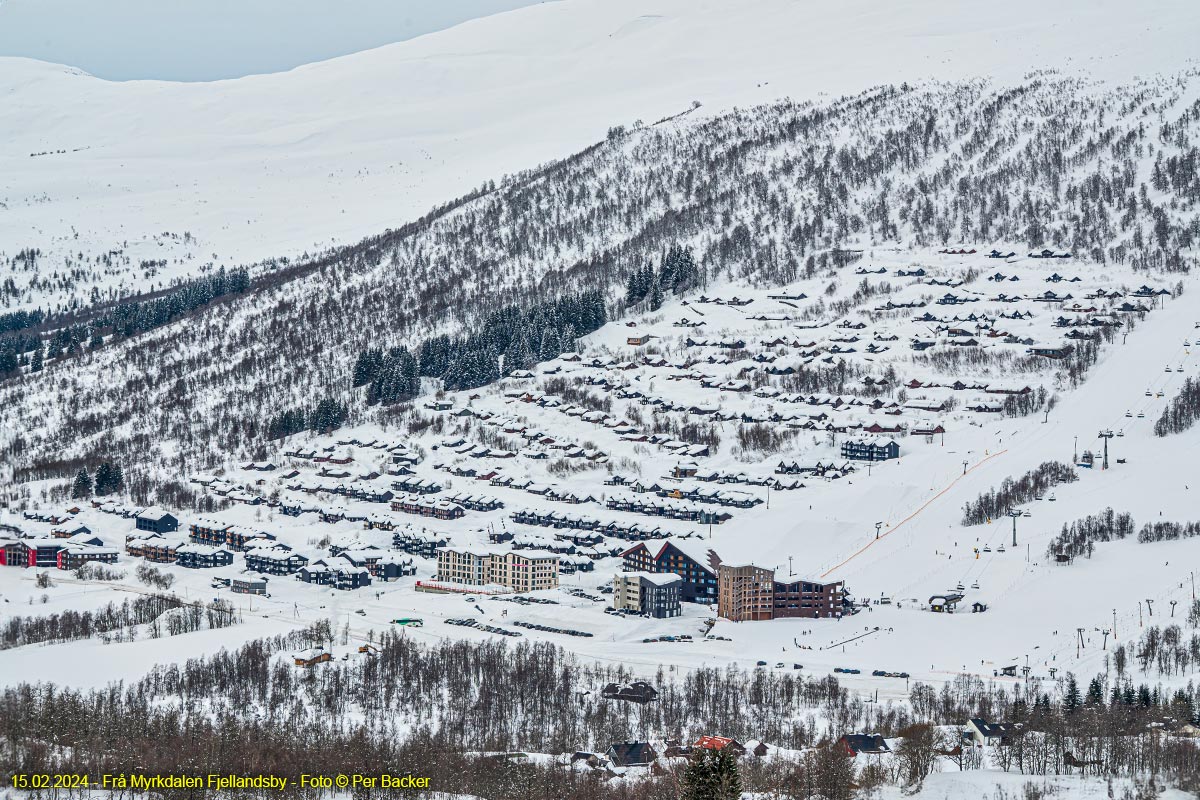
[679,748,742,800]
[649,275,664,311]
[538,326,560,361]
[711,748,742,800]
[71,468,93,499]
[1064,674,1082,713]
[679,750,715,800]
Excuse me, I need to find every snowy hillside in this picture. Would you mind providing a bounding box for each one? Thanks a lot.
[2,0,1199,311]
[2,2,1200,797]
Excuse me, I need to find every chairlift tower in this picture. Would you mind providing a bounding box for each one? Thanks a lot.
[1098,430,1114,470]
[1007,509,1021,547]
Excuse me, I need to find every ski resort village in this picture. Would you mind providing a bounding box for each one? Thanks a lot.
[3,0,1200,796]
[4,243,1200,792]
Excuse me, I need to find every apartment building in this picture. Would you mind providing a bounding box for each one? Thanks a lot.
[436,547,559,592]
[718,563,844,621]
[613,571,683,618]
[717,564,775,621]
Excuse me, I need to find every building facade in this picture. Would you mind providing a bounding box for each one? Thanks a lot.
[717,564,775,622]
[620,541,720,603]
[840,437,900,461]
[436,547,559,592]
[613,571,682,618]
[717,564,844,621]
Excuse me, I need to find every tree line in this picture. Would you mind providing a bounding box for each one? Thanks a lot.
[624,244,702,310]
[1047,508,1136,560]
[349,289,608,402]
[0,267,250,383]
[1154,376,1200,436]
[0,628,1199,798]
[0,593,237,650]
[961,461,1078,525]
[70,461,124,499]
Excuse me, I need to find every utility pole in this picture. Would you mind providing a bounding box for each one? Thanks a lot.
[962,460,968,476]
[1146,599,1154,617]
[1008,509,1021,547]
[1076,627,1085,658]
[1101,629,1110,650]
[1098,430,1114,470]
[1170,600,1178,618]
[1073,435,1078,463]
[1113,608,1118,641]
[875,521,883,540]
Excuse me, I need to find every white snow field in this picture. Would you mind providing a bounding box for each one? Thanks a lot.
[2,0,1199,309]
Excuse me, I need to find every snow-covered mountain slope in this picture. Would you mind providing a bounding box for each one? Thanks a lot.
[4,68,1200,486]
[2,0,1199,311]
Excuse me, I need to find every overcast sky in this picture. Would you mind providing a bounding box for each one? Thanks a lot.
[0,0,549,81]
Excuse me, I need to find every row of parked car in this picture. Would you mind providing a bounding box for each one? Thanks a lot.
[493,595,559,606]
[831,666,912,678]
[643,634,694,643]
[512,620,594,637]
[566,588,605,602]
[757,661,804,670]
[444,618,523,637]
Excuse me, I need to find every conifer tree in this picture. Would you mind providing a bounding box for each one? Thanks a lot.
[71,468,93,499]
[649,274,664,311]
[1064,674,1082,713]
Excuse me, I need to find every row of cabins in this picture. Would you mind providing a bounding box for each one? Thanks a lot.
[189,518,278,550]
[609,468,801,490]
[390,494,466,520]
[651,484,762,509]
[606,494,733,525]
[128,529,413,587]
[392,529,449,559]
[775,460,858,478]
[297,558,373,590]
[1,537,118,570]
[511,508,694,541]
